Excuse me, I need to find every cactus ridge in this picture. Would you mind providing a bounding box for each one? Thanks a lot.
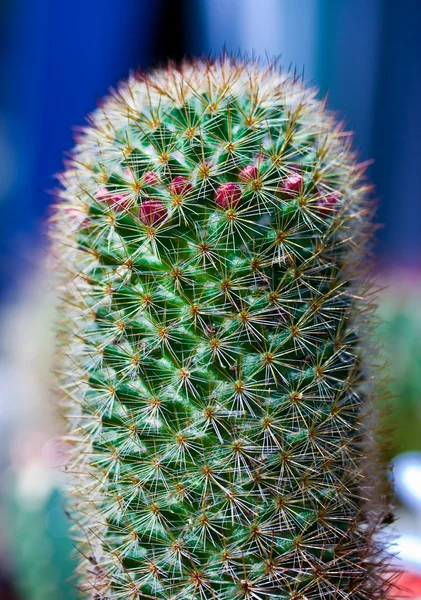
[52,58,392,599]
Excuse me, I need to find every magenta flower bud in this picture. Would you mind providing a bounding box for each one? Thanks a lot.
[239,165,258,181]
[109,194,132,212]
[139,199,167,226]
[143,171,160,186]
[95,187,131,212]
[281,174,303,196]
[317,192,341,214]
[215,182,242,209]
[95,186,109,202]
[169,176,192,196]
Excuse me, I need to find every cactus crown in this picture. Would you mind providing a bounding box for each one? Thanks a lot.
[52,58,391,599]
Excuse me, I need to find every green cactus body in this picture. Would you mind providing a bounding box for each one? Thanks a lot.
[52,59,391,599]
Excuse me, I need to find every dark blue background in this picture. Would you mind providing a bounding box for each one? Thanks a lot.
[0,0,420,301]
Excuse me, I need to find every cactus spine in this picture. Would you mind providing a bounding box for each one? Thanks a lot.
[52,58,392,599]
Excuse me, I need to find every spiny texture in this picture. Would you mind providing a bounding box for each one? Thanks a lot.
[52,59,391,599]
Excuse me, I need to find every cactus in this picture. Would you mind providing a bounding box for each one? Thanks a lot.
[51,58,392,599]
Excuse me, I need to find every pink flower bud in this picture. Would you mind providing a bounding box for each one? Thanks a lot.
[144,171,160,186]
[109,194,132,212]
[215,182,242,209]
[95,186,109,202]
[317,192,341,214]
[169,176,193,196]
[95,187,131,212]
[281,174,303,196]
[139,199,167,226]
[239,165,258,181]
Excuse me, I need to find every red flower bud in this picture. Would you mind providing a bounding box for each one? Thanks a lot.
[144,171,160,186]
[281,174,303,196]
[317,192,341,214]
[95,186,109,202]
[169,176,193,196]
[95,187,131,212]
[214,182,242,209]
[239,165,258,181]
[139,199,167,226]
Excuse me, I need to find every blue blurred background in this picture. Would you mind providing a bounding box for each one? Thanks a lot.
[0,1,421,598]
[0,0,420,301]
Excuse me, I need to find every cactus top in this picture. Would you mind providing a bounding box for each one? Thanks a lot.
[52,59,391,599]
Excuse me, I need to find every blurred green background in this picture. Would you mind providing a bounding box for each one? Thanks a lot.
[377,277,421,463]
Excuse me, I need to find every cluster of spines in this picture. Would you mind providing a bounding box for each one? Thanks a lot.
[52,58,393,599]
